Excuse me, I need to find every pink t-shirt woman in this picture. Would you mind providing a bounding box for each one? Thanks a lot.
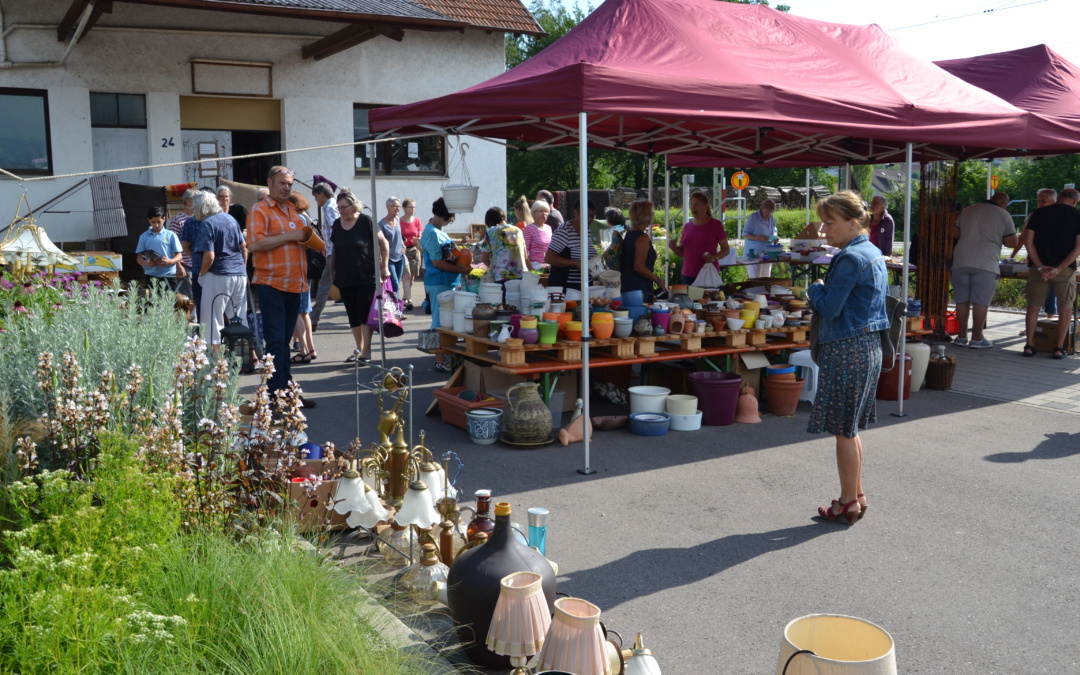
[524,222,552,266]
[668,193,730,283]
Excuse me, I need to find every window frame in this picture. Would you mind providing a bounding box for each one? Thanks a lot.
[89,92,148,129]
[354,103,447,178]
[0,87,53,176]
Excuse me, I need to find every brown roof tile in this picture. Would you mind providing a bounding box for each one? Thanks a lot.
[414,0,543,35]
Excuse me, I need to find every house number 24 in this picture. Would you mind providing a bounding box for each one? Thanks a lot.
[161,137,175,148]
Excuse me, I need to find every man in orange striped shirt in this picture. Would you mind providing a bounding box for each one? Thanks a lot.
[248,165,314,406]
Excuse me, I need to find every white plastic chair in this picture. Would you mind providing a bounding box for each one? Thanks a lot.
[789,349,819,404]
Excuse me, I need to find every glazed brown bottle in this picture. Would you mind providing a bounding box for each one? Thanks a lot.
[466,489,495,542]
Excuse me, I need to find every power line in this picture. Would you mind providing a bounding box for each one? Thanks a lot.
[889,0,1048,31]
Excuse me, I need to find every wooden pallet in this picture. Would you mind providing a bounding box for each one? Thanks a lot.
[746,325,809,346]
[438,329,582,366]
[906,316,924,332]
[587,337,638,359]
[701,329,749,347]
[635,332,706,355]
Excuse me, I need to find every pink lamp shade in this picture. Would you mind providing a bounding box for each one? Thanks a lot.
[536,597,611,675]
[486,571,551,659]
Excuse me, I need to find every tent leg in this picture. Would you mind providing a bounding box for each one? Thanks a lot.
[577,111,596,476]
[892,142,913,418]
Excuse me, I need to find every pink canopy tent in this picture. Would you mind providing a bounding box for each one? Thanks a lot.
[369,0,1079,469]
[370,0,1078,165]
[935,44,1080,130]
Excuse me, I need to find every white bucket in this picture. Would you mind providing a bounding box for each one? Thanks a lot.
[479,282,503,305]
[454,290,478,312]
[505,293,521,310]
[628,386,670,414]
[588,285,606,298]
[666,394,699,416]
[504,278,522,294]
[529,287,549,311]
[438,290,456,310]
[452,309,466,333]
[520,273,541,292]
[669,410,703,431]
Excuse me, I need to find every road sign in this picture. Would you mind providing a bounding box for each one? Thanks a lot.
[731,171,749,190]
[991,175,999,190]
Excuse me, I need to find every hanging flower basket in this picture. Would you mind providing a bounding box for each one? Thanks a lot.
[441,139,478,213]
[441,185,479,212]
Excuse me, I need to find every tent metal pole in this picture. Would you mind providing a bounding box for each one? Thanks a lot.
[986,159,993,199]
[893,142,913,417]
[578,111,595,476]
[805,169,811,226]
[664,167,671,289]
[370,146,387,367]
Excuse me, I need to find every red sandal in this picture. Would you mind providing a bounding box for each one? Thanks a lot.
[818,498,861,525]
[833,493,868,521]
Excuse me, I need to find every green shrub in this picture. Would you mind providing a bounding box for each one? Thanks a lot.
[0,433,436,675]
[0,278,189,424]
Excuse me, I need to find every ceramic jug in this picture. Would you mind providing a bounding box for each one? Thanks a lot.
[504,383,552,443]
[497,324,515,343]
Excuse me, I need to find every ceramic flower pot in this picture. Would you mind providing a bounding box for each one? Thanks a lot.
[466,408,503,445]
[591,322,615,339]
[536,321,559,345]
[763,377,805,417]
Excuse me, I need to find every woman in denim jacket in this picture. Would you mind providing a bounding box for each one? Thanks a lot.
[806,191,889,525]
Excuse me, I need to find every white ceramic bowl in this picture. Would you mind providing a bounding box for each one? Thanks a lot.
[669,410,703,431]
[628,386,670,414]
[727,318,745,331]
[613,317,634,338]
[666,394,699,416]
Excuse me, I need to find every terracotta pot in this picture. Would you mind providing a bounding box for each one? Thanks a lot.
[591,322,615,339]
[734,385,762,424]
[711,316,727,332]
[763,378,805,417]
[723,308,742,319]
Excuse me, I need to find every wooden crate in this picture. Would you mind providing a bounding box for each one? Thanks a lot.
[588,337,638,359]
[439,329,582,365]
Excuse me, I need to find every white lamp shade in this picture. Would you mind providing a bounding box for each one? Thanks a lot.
[417,465,446,500]
[625,652,662,675]
[347,485,390,529]
[486,571,551,658]
[775,614,896,675]
[536,597,610,675]
[332,474,371,515]
[395,481,440,528]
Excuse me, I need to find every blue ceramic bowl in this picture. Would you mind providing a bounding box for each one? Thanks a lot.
[466,408,503,445]
[620,290,645,307]
[629,412,671,436]
[626,306,649,322]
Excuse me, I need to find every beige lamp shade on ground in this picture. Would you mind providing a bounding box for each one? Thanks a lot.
[536,597,610,675]
[486,571,551,671]
[775,614,896,675]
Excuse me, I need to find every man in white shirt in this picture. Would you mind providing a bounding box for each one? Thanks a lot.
[309,182,339,331]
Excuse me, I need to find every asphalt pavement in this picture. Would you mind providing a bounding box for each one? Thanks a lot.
[241,284,1080,674]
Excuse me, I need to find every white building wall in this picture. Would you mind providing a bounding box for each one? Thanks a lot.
[0,0,507,242]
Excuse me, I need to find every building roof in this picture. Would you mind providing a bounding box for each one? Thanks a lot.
[196,0,457,24]
[415,0,543,35]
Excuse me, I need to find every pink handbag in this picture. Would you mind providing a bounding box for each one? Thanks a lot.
[367,277,404,338]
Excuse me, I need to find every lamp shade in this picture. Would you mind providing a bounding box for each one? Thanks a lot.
[394,480,440,528]
[417,463,448,501]
[624,633,662,675]
[332,471,371,515]
[775,614,896,675]
[486,571,551,659]
[346,484,389,529]
[536,597,610,675]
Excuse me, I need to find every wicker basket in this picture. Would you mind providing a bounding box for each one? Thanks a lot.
[924,356,956,390]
